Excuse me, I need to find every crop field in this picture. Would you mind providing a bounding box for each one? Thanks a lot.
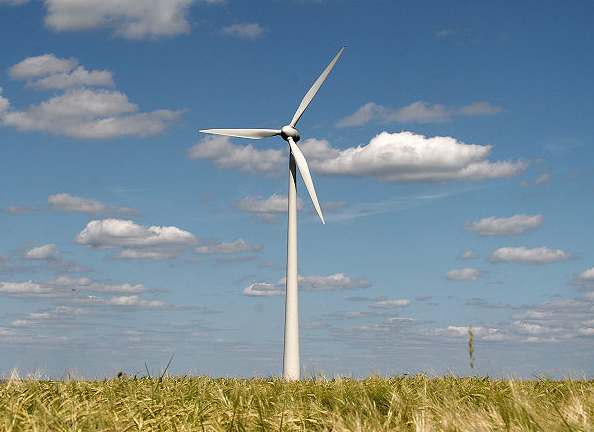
[1,374,593,431]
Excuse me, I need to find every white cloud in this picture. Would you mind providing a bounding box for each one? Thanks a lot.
[2,88,180,139]
[243,282,282,297]
[49,193,107,213]
[222,23,264,40]
[0,276,163,313]
[461,250,478,260]
[48,193,135,214]
[337,101,501,127]
[300,132,525,182]
[106,295,164,308]
[31,66,114,90]
[298,273,371,291]
[0,281,51,295]
[10,54,113,90]
[490,247,570,264]
[3,55,180,139]
[9,54,77,79]
[188,136,284,173]
[236,194,303,222]
[116,249,180,260]
[195,239,262,254]
[25,244,59,260]
[243,273,370,296]
[447,268,480,281]
[576,267,594,282]
[43,0,193,39]
[50,275,146,294]
[370,299,411,308]
[512,321,549,335]
[466,214,543,236]
[578,328,594,336]
[194,132,525,182]
[76,218,196,248]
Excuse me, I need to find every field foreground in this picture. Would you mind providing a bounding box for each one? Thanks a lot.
[1,375,593,431]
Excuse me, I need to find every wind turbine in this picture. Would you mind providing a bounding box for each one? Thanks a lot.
[200,47,345,380]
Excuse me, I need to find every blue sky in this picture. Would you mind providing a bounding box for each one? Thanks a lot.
[1,0,593,378]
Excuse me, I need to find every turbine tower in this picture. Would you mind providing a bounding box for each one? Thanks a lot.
[200,47,345,380]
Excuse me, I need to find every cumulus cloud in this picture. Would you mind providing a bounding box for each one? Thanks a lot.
[194,132,525,182]
[0,275,165,313]
[0,276,147,298]
[298,273,371,291]
[51,275,146,294]
[466,214,543,236]
[76,218,196,259]
[195,239,262,254]
[188,136,284,173]
[0,281,52,295]
[115,249,180,260]
[10,54,113,90]
[105,295,164,308]
[2,88,180,139]
[577,267,594,282]
[243,282,282,297]
[447,267,480,281]
[243,273,370,296]
[48,193,135,214]
[9,54,77,79]
[236,194,303,222]
[43,0,193,39]
[3,55,181,139]
[337,101,501,127]
[31,66,114,90]
[24,244,59,260]
[575,267,594,288]
[490,247,570,264]
[299,132,525,182]
[76,219,196,248]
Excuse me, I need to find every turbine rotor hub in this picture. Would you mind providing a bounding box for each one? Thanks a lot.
[280,125,300,142]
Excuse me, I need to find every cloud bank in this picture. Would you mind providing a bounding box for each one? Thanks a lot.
[490,247,570,264]
[466,214,543,236]
[190,132,525,182]
[1,54,181,139]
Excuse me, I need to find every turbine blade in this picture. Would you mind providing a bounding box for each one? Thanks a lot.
[287,137,325,224]
[199,128,281,139]
[289,47,345,127]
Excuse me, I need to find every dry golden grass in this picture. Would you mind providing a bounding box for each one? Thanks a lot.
[1,374,593,431]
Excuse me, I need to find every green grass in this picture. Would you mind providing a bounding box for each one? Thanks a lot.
[1,374,593,431]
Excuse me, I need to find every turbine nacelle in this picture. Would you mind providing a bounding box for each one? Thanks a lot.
[280,125,300,142]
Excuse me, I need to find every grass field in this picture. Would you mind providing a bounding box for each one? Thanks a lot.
[1,374,593,431]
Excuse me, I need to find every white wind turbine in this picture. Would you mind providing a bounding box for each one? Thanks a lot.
[200,47,345,380]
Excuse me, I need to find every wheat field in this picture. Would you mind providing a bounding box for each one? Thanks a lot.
[1,374,593,431]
